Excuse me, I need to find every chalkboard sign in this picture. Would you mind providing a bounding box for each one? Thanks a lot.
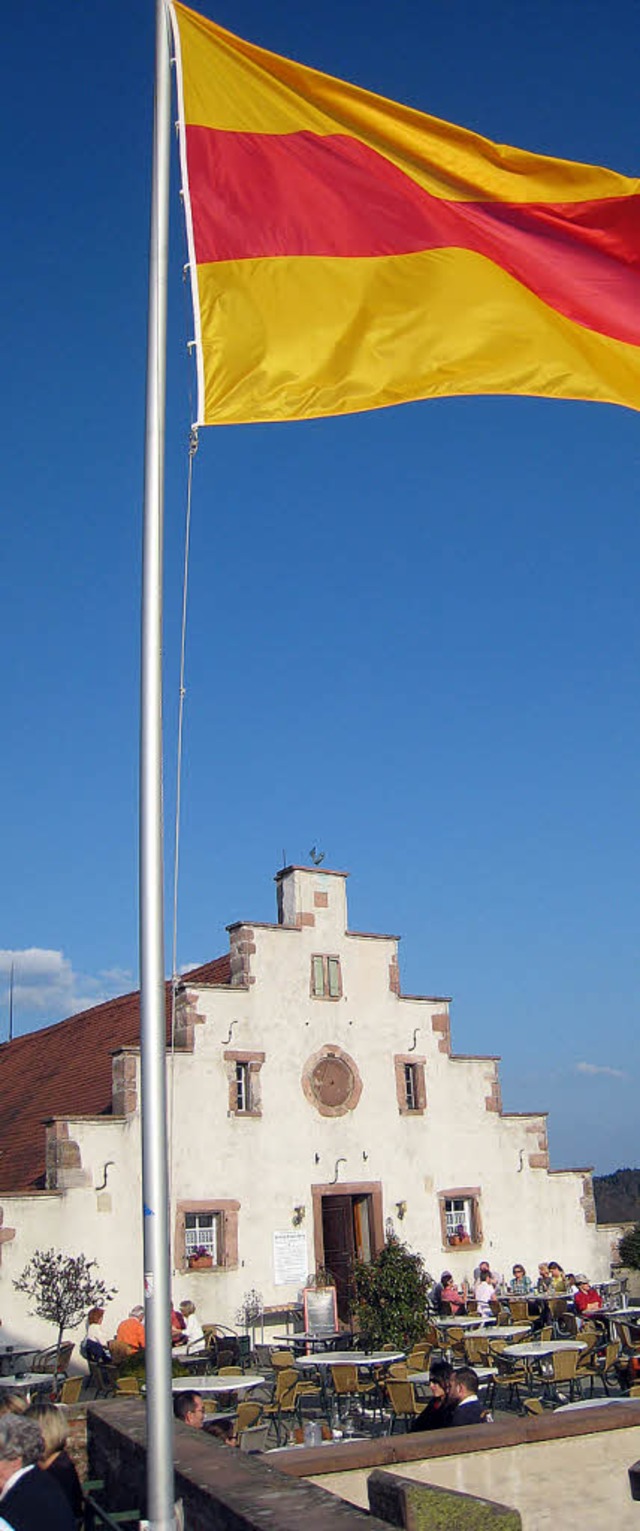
[304,1286,338,1335]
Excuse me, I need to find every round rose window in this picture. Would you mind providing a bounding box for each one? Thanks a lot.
[311,1055,354,1108]
[302,1045,362,1117]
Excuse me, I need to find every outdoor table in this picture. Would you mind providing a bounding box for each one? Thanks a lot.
[272,1331,352,1352]
[502,1341,585,1357]
[472,1325,530,1340]
[296,1350,404,1369]
[0,1373,49,1394]
[171,1373,265,1394]
[436,1316,493,1330]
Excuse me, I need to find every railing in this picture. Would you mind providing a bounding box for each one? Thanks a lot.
[83,1480,140,1530]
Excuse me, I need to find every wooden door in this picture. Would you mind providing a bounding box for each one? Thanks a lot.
[321,1195,355,1322]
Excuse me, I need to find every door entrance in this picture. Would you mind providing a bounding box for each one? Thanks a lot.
[320,1192,374,1321]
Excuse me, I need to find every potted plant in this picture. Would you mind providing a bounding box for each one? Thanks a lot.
[187,1246,213,1270]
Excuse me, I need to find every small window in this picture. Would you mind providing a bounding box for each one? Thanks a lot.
[176,1198,240,1272]
[185,1211,220,1264]
[235,1061,250,1112]
[404,1063,418,1110]
[224,1050,264,1117]
[311,955,342,999]
[394,1054,426,1114]
[438,1190,482,1248]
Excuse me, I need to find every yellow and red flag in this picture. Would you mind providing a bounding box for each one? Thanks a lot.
[170,1,640,425]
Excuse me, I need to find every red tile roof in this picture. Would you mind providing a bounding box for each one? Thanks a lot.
[0,956,230,1195]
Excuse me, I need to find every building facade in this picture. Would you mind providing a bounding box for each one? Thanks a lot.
[0,865,610,1345]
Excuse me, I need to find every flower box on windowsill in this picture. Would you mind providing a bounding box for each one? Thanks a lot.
[188,1254,213,1270]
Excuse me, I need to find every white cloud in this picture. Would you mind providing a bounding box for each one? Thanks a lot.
[0,948,132,1035]
[575,1061,627,1080]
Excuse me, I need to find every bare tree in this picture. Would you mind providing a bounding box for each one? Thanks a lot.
[14,1249,116,1378]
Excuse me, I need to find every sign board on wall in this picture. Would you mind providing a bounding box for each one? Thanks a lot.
[273,1229,308,1287]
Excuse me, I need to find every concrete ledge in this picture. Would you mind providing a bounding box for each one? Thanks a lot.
[369,1469,522,1529]
[87,1401,391,1530]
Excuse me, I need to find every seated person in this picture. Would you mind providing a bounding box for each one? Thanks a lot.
[205,1416,237,1446]
[115,1306,146,1354]
[179,1299,204,1349]
[170,1304,186,1345]
[452,1222,472,1245]
[473,1274,496,1319]
[537,1263,552,1292]
[173,1391,204,1429]
[564,1272,579,1296]
[84,1306,111,1364]
[449,1367,488,1426]
[473,1259,498,1284]
[574,1275,603,1317]
[547,1261,568,1293]
[440,1272,467,1314]
[410,1361,456,1432]
[509,1264,533,1295]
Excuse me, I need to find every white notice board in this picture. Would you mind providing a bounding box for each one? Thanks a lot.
[273,1229,308,1287]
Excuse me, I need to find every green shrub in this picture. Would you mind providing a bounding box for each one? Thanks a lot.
[353,1233,430,1350]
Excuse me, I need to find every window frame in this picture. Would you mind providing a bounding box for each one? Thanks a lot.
[310,954,343,1000]
[393,1054,426,1115]
[223,1050,265,1117]
[175,1199,240,1272]
[437,1187,483,1249]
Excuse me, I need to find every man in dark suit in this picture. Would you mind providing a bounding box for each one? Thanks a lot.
[0,1413,75,1530]
[449,1366,487,1426]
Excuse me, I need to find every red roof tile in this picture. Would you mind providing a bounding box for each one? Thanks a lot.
[0,956,230,1195]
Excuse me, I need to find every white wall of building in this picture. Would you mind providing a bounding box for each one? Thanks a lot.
[0,865,609,1351]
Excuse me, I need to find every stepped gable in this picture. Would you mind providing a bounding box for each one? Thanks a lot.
[0,955,229,1195]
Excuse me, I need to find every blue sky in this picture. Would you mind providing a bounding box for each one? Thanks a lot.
[1,0,638,1175]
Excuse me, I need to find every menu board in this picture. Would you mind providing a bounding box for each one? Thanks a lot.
[304,1285,338,1334]
[272,1229,308,1287]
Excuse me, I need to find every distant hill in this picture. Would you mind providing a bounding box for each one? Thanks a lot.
[593,1167,640,1224]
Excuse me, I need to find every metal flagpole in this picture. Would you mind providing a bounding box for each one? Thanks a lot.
[139,1,175,1527]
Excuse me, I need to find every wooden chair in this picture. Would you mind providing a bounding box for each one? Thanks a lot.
[59,1376,83,1404]
[218,1365,242,1376]
[269,1350,296,1371]
[540,1348,579,1402]
[406,1345,431,1373]
[386,1362,408,1380]
[115,1376,141,1395]
[238,1423,270,1453]
[385,1378,422,1432]
[508,1300,529,1324]
[444,1326,466,1362]
[235,1400,262,1432]
[464,1335,491,1368]
[262,1367,304,1444]
[490,1351,528,1410]
[330,1364,378,1420]
[423,1323,440,1349]
[577,1339,620,1397]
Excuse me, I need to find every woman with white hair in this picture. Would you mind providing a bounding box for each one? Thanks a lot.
[179,1300,204,1348]
[0,1413,75,1529]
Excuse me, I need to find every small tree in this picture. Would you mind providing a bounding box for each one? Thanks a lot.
[618,1225,640,1271]
[14,1249,116,1373]
[353,1232,431,1350]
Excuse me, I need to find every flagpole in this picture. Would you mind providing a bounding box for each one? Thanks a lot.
[139,1,175,1528]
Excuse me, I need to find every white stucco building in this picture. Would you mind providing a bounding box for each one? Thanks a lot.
[0,864,613,1346]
